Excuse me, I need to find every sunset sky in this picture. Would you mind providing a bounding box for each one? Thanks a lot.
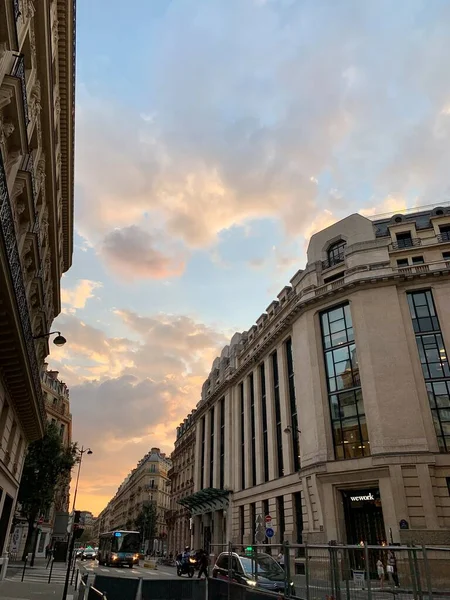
[47,0,450,516]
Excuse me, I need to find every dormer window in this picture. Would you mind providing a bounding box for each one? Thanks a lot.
[327,240,346,267]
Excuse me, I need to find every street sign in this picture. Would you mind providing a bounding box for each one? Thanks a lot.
[266,528,275,539]
[265,515,272,523]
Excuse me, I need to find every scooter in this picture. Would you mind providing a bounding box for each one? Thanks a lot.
[176,556,195,578]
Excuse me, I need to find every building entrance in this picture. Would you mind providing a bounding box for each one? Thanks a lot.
[342,488,386,545]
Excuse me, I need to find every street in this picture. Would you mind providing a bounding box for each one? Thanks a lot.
[78,558,180,580]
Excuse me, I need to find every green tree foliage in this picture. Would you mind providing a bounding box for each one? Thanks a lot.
[134,501,157,549]
[18,422,77,559]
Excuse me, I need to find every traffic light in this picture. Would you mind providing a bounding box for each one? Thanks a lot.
[74,511,81,524]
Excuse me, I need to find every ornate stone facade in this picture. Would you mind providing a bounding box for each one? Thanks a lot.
[0,0,75,565]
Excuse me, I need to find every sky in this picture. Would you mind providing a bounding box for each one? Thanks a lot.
[46,0,450,516]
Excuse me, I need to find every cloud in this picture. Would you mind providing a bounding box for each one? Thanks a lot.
[101,225,186,280]
[48,308,228,511]
[61,279,102,311]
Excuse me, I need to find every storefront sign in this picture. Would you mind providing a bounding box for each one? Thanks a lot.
[399,519,409,530]
[350,493,375,502]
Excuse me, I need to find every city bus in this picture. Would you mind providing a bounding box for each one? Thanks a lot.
[98,530,141,567]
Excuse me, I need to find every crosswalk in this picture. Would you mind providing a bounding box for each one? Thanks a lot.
[7,563,69,584]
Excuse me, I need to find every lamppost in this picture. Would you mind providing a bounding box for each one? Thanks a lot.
[284,426,301,469]
[72,446,93,511]
[32,331,67,346]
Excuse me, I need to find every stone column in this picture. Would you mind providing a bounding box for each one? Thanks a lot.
[253,366,264,485]
[203,413,211,490]
[244,377,252,489]
[224,390,232,490]
[276,342,293,476]
[213,401,221,488]
[232,384,243,492]
[194,420,202,491]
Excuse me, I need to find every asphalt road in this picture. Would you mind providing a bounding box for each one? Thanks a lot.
[78,559,183,580]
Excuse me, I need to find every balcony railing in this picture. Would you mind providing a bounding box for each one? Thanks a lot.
[321,255,345,270]
[437,232,450,243]
[391,238,422,250]
[12,55,29,125]
[0,151,45,422]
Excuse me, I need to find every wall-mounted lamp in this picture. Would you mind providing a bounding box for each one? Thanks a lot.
[33,331,67,347]
[284,425,301,435]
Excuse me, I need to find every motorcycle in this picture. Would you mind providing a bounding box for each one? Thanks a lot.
[176,555,195,578]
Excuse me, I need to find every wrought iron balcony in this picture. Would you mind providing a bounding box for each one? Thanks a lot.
[0,151,45,421]
[391,238,422,250]
[437,232,450,243]
[321,255,345,270]
[13,0,20,21]
[12,54,29,126]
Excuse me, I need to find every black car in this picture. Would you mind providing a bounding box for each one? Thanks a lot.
[212,552,296,595]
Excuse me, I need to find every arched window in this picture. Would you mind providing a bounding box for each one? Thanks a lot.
[327,240,346,267]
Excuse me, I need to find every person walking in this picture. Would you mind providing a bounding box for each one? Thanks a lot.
[197,549,209,579]
[377,558,385,589]
[387,550,399,587]
[277,551,285,569]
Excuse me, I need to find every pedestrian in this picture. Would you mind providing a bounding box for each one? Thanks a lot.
[277,551,285,568]
[387,550,399,587]
[197,549,209,579]
[377,558,385,588]
[45,545,50,559]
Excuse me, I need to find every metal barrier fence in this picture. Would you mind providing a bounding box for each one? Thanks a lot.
[209,542,450,600]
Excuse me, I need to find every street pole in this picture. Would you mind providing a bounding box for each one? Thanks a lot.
[62,527,76,600]
[72,449,83,513]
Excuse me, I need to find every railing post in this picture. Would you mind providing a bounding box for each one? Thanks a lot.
[422,546,433,600]
[48,558,54,584]
[407,546,419,600]
[305,542,310,600]
[364,544,372,600]
[21,556,28,582]
[412,546,423,600]
[284,541,291,598]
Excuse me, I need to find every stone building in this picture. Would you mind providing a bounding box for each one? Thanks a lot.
[100,448,172,554]
[177,205,450,558]
[0,0,75,566]
[167,411,196,554]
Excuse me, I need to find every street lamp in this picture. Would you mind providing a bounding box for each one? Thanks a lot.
[284,426,301,435]
[72,446,93,512]
[33,331,67,346]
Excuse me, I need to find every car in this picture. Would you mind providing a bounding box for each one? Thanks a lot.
[81,548,97,561]
[212,551,296,595]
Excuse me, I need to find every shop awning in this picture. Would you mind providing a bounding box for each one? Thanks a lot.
[178,488,230,516]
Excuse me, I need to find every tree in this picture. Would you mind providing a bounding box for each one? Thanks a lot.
[134,502,157,552]
[18,423,77,559]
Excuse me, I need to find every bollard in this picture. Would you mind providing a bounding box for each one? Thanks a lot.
[48,558,54,584]
[74,568,79,590]
[21,556,28,582]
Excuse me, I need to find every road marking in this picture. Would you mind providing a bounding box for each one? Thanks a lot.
[100,568,109,572]
[159,570,175,576]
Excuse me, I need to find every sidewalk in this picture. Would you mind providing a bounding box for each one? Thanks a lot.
[0,558,75,600]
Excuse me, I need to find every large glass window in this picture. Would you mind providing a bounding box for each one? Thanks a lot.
[272,352,284,477]
[219,397,225,489]
[240,383,246,489]
[260,363,269,482]
[320,303,370,460]
[240,505,245,545]
[276,496,285,544]
[209,407,215,488]
[285,338,300,471]
[249,373,257,486]
[407,290,450,452]
[200,417,206,489]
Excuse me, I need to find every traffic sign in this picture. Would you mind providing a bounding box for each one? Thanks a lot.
[265,515,272,523]
[266,528,275,539]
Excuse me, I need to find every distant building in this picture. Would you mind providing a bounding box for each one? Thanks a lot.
[0,0,75,567]
[167,412,196,554]
[99,448,172,554]
[172,204,450,558]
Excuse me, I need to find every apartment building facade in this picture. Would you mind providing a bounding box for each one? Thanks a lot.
[178,205,450,557]
[100,448,172,554]
[0,0,75,564]
[167,411,196,554]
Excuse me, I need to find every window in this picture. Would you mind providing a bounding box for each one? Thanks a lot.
[0,401,9,444]
[324,271,345,284]
[320,303,370,460]
[285,338,300,471]
[443,251,450,261]
[407,290,450,452]
[249,374,256,486]
[210,406,215,488]
[219,397,225,489]
[412,256,424,265]
[250,503,256,543]
[260,363,269,482]
[293,492,303,545]
[277,497,285,543]
[447,477,450,496]
[395,231,413,248]
[397,259,409,267]
[327,240,346,268]
[240,505,245,545]
[60,424,65,439]
[272,352,284,477]
[240,383,245,490]
[439,224,450,241]
[200,417,206,489]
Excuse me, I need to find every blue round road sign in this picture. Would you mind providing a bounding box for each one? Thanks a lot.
[266,528,274,538]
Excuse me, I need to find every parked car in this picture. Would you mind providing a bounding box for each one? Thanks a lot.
[212,551,296,595]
